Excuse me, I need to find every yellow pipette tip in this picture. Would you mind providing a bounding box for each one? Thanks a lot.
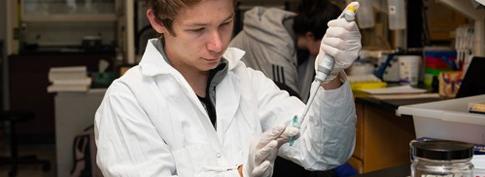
[345,2,360,14]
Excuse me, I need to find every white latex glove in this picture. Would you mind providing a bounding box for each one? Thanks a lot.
[315,18,362,82]
[243,124,299,177]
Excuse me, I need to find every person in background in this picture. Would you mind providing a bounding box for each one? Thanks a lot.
[230,1,355,176]
[229,6,301,97]
[293,0,342,102]
[94,0,361,177]
[229,0,342,103]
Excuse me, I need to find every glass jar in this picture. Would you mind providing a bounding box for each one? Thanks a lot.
[411,140,474,177]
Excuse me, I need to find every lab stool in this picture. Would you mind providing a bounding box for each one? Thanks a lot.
[0,111,51,177]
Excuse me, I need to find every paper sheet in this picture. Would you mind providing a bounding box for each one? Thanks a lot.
[370,93,440,100]
[362,85,427,95]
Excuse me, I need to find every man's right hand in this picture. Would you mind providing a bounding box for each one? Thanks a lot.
[242,124,299,177]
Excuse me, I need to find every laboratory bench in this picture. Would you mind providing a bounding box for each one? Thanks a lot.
[348,93,443,174]
[54,89,106,177]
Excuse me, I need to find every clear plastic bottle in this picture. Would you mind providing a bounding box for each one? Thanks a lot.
[411,140,474,177]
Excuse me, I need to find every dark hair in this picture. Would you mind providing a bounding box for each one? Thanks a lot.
[293,0,341,40]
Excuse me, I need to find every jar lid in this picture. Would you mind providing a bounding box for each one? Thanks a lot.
[413,140,474,160]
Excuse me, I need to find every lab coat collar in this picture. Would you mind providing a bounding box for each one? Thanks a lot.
[139,38,246,77]
[222,47,246,71]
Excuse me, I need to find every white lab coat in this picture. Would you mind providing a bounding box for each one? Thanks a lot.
[95,38,356,177]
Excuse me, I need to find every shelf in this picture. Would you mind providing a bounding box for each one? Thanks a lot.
[22,14,117,22]
[438,0,485,20]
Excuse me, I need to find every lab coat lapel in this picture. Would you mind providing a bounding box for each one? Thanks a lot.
[142,40,223,148]
[171,73,224,149]
[141,41,246,149]
[216,72,241,138]
[216,47,245,138]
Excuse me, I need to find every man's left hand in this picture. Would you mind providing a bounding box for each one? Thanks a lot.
[315,18,362,83]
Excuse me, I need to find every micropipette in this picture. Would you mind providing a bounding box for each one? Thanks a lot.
[288,2,359,146]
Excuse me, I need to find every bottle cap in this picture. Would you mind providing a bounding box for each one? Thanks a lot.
[412,140,474,160]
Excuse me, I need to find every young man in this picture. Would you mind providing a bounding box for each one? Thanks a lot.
[94,0,361,177]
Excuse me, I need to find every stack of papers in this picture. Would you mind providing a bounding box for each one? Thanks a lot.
[47,66,91,93]
[362,85,440,100]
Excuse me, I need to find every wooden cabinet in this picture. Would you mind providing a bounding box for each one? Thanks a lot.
[349,100,416,173]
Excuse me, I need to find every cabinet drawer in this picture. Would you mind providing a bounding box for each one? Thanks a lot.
[354,103,364,159]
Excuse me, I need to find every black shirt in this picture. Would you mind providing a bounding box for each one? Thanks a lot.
[196,61,228,130]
